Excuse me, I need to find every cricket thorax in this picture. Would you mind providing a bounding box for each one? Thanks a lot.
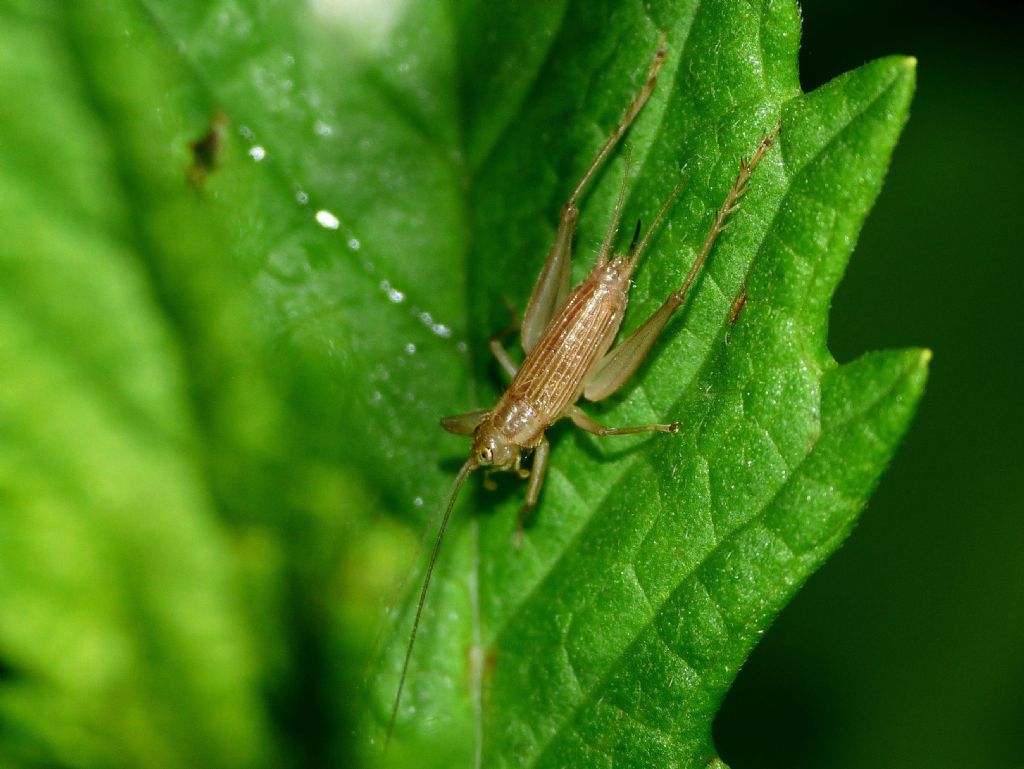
[488,396,548,449]
[489,400,539,442]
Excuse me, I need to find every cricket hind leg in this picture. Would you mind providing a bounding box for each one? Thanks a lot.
[582,126,780,402]
[520,37,668,354]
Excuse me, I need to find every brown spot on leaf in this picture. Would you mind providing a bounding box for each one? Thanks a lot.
[728,286,748,327]
[187,109,228,186]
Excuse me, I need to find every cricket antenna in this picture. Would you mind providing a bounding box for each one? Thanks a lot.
[385,457,477,751]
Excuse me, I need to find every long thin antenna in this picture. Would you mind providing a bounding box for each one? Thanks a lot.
[385,458,477,751]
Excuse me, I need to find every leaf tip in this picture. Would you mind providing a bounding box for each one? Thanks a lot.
[910,347,932,397]
[892,346,931,406]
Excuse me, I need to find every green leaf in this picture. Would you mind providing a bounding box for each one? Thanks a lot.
[0,1,926,769]
[361,4,926,769]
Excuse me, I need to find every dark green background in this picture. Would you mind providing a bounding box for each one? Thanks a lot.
[715,2,1024,767]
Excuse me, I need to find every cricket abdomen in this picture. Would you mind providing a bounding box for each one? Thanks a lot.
[491,261,631,446]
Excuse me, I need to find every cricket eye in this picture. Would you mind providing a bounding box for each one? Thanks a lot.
[477,447,493,464]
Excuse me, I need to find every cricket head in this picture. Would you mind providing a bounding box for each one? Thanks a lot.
[470,422,519,470]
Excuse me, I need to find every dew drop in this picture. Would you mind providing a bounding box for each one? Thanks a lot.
[380,280,405,303]
[315,209,340,230]
[248,145,266,161]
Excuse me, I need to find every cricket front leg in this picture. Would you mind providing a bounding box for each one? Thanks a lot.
[521,38,668,354]
[514,439,550,547]
[441,409,491,435]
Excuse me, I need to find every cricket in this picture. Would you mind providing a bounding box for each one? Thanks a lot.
[385,39,778,745]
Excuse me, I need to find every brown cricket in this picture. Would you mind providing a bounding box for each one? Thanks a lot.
[386,40,778,744]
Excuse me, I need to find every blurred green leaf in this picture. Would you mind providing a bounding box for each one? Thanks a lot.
[0,2,278,767]
[0,1,925,768]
